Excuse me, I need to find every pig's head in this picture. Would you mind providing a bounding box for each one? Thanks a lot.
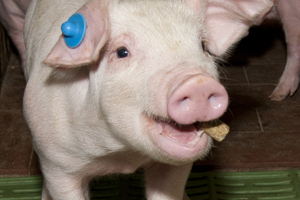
[44,0,273,165]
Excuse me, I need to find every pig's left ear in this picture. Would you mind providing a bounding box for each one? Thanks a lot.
[44,0,111,68]
[186,0,274,56]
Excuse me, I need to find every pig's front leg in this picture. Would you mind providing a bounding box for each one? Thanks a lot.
[144,162,192,200]
[269,0,300,101]
[41,166,89,200]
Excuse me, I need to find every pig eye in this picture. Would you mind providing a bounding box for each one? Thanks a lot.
[116,47,130,58]
[201,41,212,56]
[201,41,206,51]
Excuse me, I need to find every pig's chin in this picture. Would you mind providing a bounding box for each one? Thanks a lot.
[145,115,211,162]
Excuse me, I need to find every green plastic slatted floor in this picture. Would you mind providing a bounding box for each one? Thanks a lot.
[1,170,300,200]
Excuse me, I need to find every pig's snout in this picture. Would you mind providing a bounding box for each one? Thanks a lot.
[168,74,228,124]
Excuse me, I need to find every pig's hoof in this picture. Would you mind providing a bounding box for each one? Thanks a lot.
[268,93,288,101]
[269,83,298,101]
[269,86,291,101]
[268,75,299,101]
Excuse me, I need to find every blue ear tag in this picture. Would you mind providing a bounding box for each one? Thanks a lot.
[61,13,86,48]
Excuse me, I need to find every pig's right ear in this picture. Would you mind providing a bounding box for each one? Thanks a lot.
[44,0,111,68]
[204,0,274,56]
[185,0,274,56]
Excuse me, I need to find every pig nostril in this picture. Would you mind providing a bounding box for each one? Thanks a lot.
[181,97,188,101]
[208,94,224,110]
[179,96,189,107]
[179,96,190,105]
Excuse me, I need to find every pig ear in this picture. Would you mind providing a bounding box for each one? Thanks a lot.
[43,0,111,68]
[185,0,274,56]
[204,0,274,56]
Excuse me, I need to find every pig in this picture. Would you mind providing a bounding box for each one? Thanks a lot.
[266,0,300,101]
[21,0,275,199]
[0,0,31,77]
[204,0,300,101]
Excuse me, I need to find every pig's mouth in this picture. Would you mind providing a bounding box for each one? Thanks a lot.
[144,113,211,162]
[150,115,205,147]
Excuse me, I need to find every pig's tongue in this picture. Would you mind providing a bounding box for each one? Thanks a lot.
[159,122,203,147]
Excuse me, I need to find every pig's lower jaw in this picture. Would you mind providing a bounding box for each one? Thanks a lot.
[145,115,212,162]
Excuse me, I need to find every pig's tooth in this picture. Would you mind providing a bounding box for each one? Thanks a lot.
[197,130,204,137]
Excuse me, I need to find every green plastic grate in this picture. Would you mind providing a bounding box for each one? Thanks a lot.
[0,176,42,200]
[1,170,300,200]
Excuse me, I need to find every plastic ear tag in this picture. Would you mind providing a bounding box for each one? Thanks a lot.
[61,13,86,48]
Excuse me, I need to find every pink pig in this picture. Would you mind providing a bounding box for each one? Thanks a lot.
[0,0,31,78]
[21,0,274,199]
[266,0,300,101]
[205,0,300,101]
[1,0,280,199]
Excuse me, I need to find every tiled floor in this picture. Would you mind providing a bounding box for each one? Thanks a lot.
[1,22,300,177]
[0,54,40,177]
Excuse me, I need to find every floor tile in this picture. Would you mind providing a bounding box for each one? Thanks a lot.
[245,64,285,85]
[227,23,287,67]
[259,99,300,132]
[0,137,32,176]
[195,131,300,171]
[0,110,31,138]
[3,65,26,87]
[28,151,42,176]
[221,85,271,132]
[0,85,25,111]
[220,65,248,85]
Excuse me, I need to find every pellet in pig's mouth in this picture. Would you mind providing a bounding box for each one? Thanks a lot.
[150,115,205,147]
